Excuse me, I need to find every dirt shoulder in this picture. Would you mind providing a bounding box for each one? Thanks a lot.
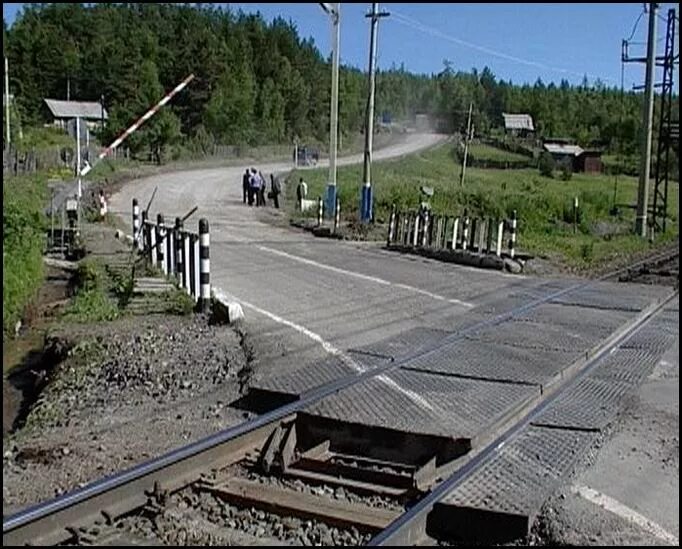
[2,222,255,515]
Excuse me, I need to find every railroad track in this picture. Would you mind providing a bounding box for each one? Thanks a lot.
[601,245,679,287]
[3,263,679,546]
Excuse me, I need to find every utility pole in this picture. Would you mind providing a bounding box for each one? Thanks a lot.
[76,116,82,199]
[5,56,10,149]
[320,3,341,218]
[67,76,70,101]
[459,102,473,187]
[361,2,389,222]
[635,3,658,237]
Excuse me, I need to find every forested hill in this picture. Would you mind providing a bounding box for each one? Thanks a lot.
[2,3,661,157]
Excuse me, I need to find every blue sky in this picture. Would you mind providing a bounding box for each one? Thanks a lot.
[3,3,679,88]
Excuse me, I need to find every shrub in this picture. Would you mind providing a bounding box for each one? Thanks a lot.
[538,152,555,178]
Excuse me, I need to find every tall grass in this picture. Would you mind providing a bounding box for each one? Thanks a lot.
[3,175,48,338]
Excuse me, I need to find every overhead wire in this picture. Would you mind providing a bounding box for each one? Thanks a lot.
[388,8,614,83]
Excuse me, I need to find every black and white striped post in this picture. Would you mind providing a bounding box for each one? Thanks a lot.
[509,210,517,259]
[334,197,341,234]
[141,210,150,261]
[183,230,191,294]
[174,217,183,284]
[166,220,174,275]
[486,217,494,254]
[387,204,397,247]
[420,210,429,247]
[132,199,141,251]
[469,217,478,251]
[437,215,449,248]
[462,210,470,251]
[189,234,197,301]
[156,213,165,272]
[412,212,420,247]
[451,216,460,250]
[317,197,324,227]
[478,218,486,253]
[199,218,210,313]
[496,219,504,257]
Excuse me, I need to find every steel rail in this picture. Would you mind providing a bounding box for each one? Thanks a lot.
[369,288,678,545]
[3,258,677,544]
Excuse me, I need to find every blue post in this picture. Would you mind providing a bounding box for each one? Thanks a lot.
[360,184,373,222]
[325,184,337,220]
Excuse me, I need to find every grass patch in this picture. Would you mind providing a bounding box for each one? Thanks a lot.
[63,260,119,323]
[467,143,530,163]
[286,143,679,268]
[3,175,48,339]
[160,288,196,315]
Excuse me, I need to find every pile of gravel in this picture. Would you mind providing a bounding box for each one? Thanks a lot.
[119,488,372,546]
[21,316,247,432]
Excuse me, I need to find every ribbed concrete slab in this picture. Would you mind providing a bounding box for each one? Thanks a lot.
[403,338,579,387]
[531,375,632,430]
[349,326,452,361]
[514,303,633,344]
[590,347,665,385]
[549,282,668,312]
[463,319,590,353]
[431,426,596,543]
[305,369,539,440]
[251,353,386,397]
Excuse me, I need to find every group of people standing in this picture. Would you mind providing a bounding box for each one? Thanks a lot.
[242,167,281,209]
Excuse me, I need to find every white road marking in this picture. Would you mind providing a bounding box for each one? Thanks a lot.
[258,246,473,308]
[221,289,435,413]
[571,484,679,545]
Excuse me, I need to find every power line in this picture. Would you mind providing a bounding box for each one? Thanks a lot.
[625,7,646,42]
[389,9,614,83]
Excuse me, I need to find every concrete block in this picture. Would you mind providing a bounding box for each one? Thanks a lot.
[504,258,523,274]
[212,288,245,324]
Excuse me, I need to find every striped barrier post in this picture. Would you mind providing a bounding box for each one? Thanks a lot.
[509,210,517,259]
[183,230,190,293]
[79,74,195,178]
[413,212,420,247]
[141,211,150,261]
[462,211,469,251]
[422,212,436,246]
[429,215,441,248]
[156,213,166,274]
[419,210,428,247]
[469,218,478,251]
[452,217,459,250]
[189,234,197,301]
[199,218,210,313]
[317,197,323,227]
[334,198,341,234]
[166,221,174,275]
[486,217,494,254]
[174,217,183,283]
[497,219,504,257]
[478,218,486,253]
[150,218,157,266]
[436,216,444,249]
[132,199,140,251]
[387,204,397,247]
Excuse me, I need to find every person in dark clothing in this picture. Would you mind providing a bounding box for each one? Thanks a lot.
[248,168,257,206]
[270,173,282,209]
[258,171,267,207]
[242,169,250,204]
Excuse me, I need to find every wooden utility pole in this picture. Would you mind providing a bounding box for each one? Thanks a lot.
[459,102,473,187]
